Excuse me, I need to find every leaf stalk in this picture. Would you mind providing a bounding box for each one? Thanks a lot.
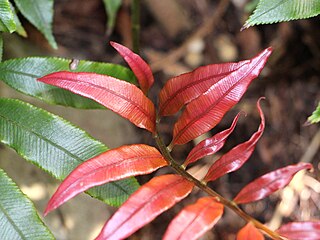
[154,116,285,240]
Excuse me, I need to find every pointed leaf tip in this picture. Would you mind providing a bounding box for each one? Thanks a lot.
[45,144,167,215]
[234,162,313,204]
[13,0,57,48]
[164,197,223,240]
[244,0,320,29]
[237,222,264,240]
[110,41,154,94]
[171,48,272,146]
[204,98,265,182]
[39,71,156,133]
[96,174,194,240]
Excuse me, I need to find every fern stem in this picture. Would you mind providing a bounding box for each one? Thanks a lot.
[131,0,140,54]
[154,119,285,240]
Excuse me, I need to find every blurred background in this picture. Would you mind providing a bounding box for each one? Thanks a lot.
[0,0,319,239]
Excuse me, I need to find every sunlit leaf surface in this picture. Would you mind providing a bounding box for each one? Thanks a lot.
[171,48,272,146]
[0,57,136,109]
[234,162,312,204]
[39,71,156,132]
[163,197,223,240]
[277,221,320,240]
[237,222,264,240]
[45,144,167,215]
[0,98,139,207]
[96,174,194,240]
[159,59,248,116]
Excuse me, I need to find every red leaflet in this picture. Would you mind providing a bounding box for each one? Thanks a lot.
[159,60,248,116]
[39,71,156,132]
[204,98,265,183]
[163,197,223,240]
[237,222,265,240]
[44,144,167,215]
[234,162,313,204]
[184,112,242,167]
[110,41,154,94]
[96,174,194,240]
[171,48,272,146]
[277,221,320,240]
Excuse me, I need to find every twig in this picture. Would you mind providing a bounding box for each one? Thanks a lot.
[154,115,285,240]
[150,0,230,72]
[131,0,140,54]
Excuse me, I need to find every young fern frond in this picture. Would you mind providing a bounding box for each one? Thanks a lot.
[41,42,318,240]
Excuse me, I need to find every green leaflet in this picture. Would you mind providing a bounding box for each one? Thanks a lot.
[243,0,320,29]
[308,102,320,124]
[12,0,56,48]
[103,0,122,35]
[0,98,139,206]
[0,0,16,33]
[0,57,136,109]
[0,168,54,240]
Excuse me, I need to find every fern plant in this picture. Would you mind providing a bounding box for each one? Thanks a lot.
[0,1,319,238]
[38,42,318,240]
[0,0,56,49]
[0,0,122,58]
[243,0,320,29]
[243,0,320,127]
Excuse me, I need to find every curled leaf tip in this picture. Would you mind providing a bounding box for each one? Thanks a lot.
[203,98,266,183]
[184,111,244,167]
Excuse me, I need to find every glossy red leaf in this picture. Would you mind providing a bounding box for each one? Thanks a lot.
[277,221,320,240]
[96,174,194,240]
[171,48,272,146]
[110,41,154,94]
[163,197,223,240]
[234,162,313,204]
[237,222,265,240]
[44,144,167,215]
[159,60,248,116]
[204,98,265,183]
[184,112,242,167]
[39,71,156,132]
